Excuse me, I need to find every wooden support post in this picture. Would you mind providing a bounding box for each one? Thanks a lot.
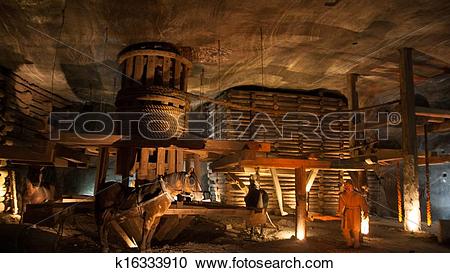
[176,149,184,172]
[111,220,137,248]
[270,168,288,216]
[138,148,150,179]
[168,146,176,174]
[399,47,421,232]
[193,154,201,178]
[305,169,319,192]
[347,73,367,191]
[295,167,307,240]
[424,124,432,226]
[157,148,166,176]
[94,147,109,194]
[10,170,18,215]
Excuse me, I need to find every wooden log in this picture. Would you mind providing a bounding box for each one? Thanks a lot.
[111,220,137,248]
[176,149,184,172]
[167,146,176,174]
[295,167,307,240]
[270,168,288,216]
[305,169,319,192]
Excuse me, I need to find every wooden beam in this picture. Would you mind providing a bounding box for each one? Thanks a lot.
[399,47,421,232]
[54,145,89,164]
[57,132,121,146]
[416,120,450,135]
[270,168,288,216]
[165,206,255,217]
[415,106,450,119]
[240,157,367,170]
[204,140,271,152]
[111,220,137,248]
[94,147,109,194]
[0,142,54,162]
[305,169,319,192]
[295,167,307,240]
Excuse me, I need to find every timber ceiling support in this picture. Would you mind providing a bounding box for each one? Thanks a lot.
[399,47,421,232]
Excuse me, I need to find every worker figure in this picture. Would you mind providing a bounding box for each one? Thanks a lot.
[338,183,369,248]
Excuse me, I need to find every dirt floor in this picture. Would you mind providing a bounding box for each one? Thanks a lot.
[1,211,449,253]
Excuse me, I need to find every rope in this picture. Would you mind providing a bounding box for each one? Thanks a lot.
[396,161,403,223]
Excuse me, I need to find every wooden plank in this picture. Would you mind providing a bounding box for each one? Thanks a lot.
[305,169,319,192]
[295,167,307,240]
[270,168,288,216]
[157,148,166,176]
[415,106,450,119]
[57,132,122,146]
[399,47,421,232]
[111,220,137,248]
[167,146,176,174]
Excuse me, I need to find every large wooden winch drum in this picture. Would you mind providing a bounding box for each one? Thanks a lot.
[115,42,192,139]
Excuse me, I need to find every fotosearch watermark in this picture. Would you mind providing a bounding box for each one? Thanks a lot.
[49,111,401,141]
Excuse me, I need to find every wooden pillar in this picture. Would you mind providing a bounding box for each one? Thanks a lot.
[399,47,421,232]
[396,161,403,223]
[9,170,18,215]
[176,149,184,172]
[156,148,166,176]
[424,124,432,226]
[347,73,366,191]
[138,148,150,179]
[168,145,176,174]
[295,167,307,240]
[94,147,109,194]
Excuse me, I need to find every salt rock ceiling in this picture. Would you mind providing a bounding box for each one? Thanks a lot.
[1,0,450,107]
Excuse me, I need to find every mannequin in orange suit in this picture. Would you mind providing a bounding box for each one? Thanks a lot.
[338,183,369,248]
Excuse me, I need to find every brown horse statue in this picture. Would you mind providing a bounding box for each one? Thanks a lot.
[22,166,56,208]
[95,168,203,252]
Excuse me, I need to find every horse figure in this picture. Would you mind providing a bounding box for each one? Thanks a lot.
[244,176,269,238]
[95,168,203,252]
[22,166,55,207]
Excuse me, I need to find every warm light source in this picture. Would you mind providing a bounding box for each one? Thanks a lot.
[296,229,306,240]
[405,205,421,232]
[361,213,369,235]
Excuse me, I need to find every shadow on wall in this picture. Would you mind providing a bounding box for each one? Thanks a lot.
[57,159,120,196]
[419,163,450,221]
